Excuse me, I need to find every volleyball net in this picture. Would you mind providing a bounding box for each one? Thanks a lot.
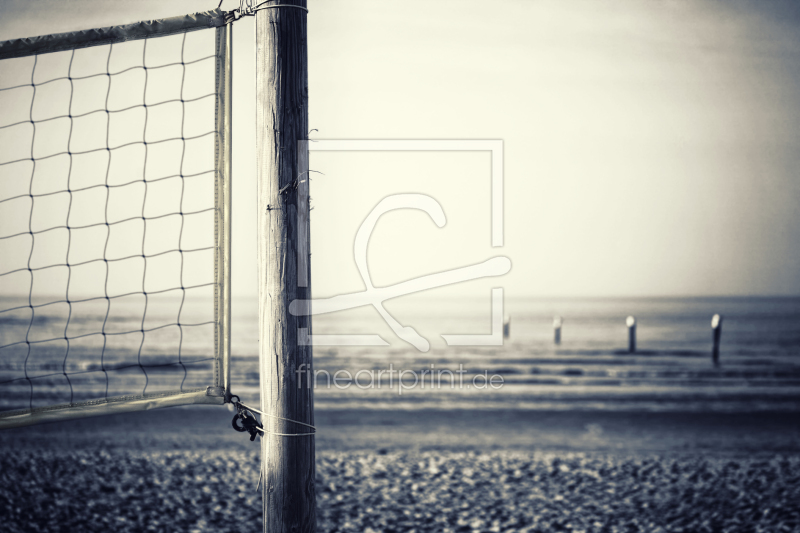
[0,9,233,428]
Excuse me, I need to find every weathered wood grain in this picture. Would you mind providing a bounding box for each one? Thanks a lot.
[256,1,314,531]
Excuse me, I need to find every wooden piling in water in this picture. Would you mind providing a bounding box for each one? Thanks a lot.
[712,314,722,366]
[553,315,562,345]
[626,316,636,353]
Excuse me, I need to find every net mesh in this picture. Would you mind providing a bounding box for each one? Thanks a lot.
[0,25,226,417]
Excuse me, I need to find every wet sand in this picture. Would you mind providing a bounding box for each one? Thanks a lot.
[3,406,800,454]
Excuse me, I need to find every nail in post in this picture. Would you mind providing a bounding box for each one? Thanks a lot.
[626,316,636,353]
[711,314,722,366]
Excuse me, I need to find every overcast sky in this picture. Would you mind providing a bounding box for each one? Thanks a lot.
[1,0,799,299]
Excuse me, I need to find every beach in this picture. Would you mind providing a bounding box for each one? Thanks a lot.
[2,406,800,532]
[2,296,800,531]
[2,0,800,527]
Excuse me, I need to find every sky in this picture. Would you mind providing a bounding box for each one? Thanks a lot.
[1,0,799,300]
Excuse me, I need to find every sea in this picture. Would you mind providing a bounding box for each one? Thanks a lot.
[2,295,800,414]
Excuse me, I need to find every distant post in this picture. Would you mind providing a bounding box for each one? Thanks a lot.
[503,316,510,339]
[626,316,636,353]
[553,315,562,345]
[711,314,723,366]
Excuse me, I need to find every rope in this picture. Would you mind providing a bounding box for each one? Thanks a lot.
[256,427,316,437]
[236,400,316,430]
[251,2,308,12]
[226,0,308,23]
[231,397,316,438]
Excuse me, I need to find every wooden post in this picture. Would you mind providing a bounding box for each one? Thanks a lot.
[553,315,562,345]
[626,316,636,353]
[503,316,510,339]
[256,2,315,532]
[711,314,722,366]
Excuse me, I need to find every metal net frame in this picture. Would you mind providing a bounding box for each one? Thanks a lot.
[0,9,232,428]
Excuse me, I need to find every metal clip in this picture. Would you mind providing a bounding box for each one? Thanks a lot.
[231,400,262,442]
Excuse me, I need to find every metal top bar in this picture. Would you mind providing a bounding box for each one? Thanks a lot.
[0,8,228,60]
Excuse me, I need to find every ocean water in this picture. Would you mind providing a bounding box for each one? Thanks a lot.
[261,295,800,412]
[0,292,217,412]
[2,295,800,413]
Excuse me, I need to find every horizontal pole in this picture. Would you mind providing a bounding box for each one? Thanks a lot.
[0,9,227,60]
[0,387,224,429]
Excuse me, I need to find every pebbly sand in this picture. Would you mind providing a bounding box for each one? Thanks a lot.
[1,407,800,532]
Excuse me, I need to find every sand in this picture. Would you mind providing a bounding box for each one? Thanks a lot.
[1,407,800,532]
